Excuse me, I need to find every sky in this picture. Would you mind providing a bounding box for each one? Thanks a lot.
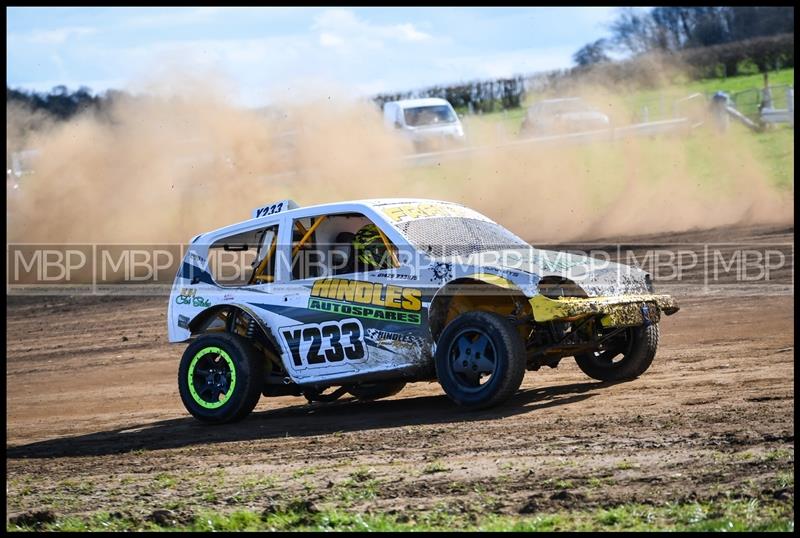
[6,7,642,107]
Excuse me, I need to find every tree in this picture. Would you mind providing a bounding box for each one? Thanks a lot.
[573,39,611,67]
[6,85,114,120]
[609,8,658,55]
[606,6,794,55]
[727,7,794,42]
[650,7,689,50]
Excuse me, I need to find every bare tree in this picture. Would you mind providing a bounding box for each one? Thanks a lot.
[573,39,611,67]
[609,8,658,55]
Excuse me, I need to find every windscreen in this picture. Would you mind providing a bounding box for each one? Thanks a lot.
[403,105,457,127]
[396,217,529,258]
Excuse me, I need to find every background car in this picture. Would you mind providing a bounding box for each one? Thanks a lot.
[520,97,610,136]
[383,98,466,152]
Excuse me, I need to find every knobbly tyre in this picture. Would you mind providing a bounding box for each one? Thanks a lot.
[168,198,679,423]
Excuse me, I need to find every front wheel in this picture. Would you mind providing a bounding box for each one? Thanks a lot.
[435,311,527,410]
[178,333,264,424]
[574,323,659,382]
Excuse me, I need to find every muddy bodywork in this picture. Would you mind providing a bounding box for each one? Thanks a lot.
[168,199,679,388]
[445,247,680,327]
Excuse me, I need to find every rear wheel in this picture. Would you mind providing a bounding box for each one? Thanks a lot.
[435,311,526,410]
[574,323,659,382]
[178,333,264,424]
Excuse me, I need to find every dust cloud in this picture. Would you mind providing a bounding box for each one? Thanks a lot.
[449,82,793,242]
[6,73,793,246]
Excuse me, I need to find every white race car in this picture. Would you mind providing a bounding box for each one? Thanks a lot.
[168,198,679,423]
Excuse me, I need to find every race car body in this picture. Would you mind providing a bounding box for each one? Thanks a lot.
[168,198,679,423]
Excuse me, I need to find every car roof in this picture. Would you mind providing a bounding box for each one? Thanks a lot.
[276,197,461,217]
[385,98,453,109]
[195,198,466,241]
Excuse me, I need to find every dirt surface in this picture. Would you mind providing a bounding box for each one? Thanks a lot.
[6,224,794,523]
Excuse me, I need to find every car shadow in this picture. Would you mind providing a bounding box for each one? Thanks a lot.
[7,380,620,459]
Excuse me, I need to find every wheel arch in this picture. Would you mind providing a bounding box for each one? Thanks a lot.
[188,304,287,372]
[428,274,532,341]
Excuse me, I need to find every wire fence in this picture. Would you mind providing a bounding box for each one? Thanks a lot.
[727,84,793,120]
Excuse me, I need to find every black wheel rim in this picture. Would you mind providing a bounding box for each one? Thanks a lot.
[188,347,236,409]
[447,328,498,392]
[587,327,635,368]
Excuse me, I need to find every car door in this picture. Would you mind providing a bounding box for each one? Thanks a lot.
[271,211,431,384]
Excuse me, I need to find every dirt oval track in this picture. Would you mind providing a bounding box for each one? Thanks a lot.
[6,224,794,522]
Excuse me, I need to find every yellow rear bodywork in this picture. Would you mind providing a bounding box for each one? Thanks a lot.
[529,294,680,327]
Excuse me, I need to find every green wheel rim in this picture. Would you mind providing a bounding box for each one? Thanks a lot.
[187,346,237,409]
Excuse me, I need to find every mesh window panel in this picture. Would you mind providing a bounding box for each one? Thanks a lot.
[397,217,528,258]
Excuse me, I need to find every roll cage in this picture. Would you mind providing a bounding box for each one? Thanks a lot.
[196,202,414,288]
[249,214,400,284]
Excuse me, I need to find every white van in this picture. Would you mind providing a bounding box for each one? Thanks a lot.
[382,98,465,151]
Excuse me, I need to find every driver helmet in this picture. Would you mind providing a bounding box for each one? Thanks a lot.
[353,224,390,270]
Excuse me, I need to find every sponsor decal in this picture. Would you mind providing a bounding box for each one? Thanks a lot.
[177,314,190,329]
[382,202,476,223]
[365,328,425,346]
[188,252,206,265]
[430,262,453,284]
[310,278,422,310]
[308,299,421,325]
[175,287,212,308]
[373,272,419,281]
[280,318,367,369]
[308,278,423,325]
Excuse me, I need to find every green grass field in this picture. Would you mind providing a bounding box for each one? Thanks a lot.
[630,68,795,121]
[684,68,794,96]
[432,69,794,195]
[9,496,794,532]
[471,68,794,129]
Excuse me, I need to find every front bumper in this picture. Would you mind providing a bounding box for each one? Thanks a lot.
[529,294,680,327]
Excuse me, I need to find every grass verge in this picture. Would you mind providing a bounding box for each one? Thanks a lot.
[8,497,793,532]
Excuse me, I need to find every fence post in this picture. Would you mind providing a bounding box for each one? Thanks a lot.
[711,91,729,133]
[761,86,773,110]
